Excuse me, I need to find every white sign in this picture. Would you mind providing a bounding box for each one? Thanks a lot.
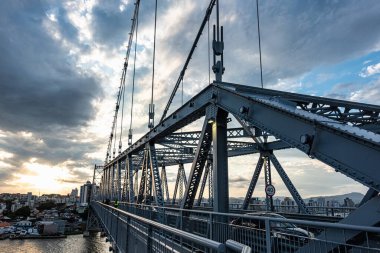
[265,184,275,196]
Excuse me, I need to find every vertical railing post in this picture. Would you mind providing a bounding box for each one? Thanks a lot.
[115,211,119,250]
[126,216,130,252]
[265,219,271,253]
[180,209,183,230]
[147,224,152,252]
[209,213,213,240]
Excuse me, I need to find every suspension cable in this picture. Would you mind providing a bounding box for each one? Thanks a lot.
[151,0,158,105]
[159,0,217,123]
[129,4,139,146]
[113,111,118,158]
[105,0,141,163]
[208,19,211,84]
[119,76,125,153]
[148,0,158,129]
[256,0,264,88]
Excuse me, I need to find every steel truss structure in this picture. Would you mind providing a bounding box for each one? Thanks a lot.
[90,0,380,251]
[96,81,380,231]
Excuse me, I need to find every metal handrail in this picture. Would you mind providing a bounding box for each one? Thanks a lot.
[94,201,226,252]
[119,202,380,233]
[226,240,252,253]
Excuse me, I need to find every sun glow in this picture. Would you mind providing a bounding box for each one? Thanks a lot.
[12,161,78,194]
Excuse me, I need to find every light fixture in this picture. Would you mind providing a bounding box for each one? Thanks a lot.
[208,117,215,124]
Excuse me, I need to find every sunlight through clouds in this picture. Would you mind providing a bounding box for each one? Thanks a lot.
[0,0,380,196]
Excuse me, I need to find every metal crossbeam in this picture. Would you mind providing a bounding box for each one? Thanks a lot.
[172,163,187,205]
[197,160,211,206]
[144,149,153,205]
[220,82,380,131]
[137,150,148,203]
[242,154,264,210]
[129,140,289,167]
[147,143,164,206]
[127,155,134,202]
[264,157,274,211]
[269,153,310,214]
[215,83,380,192]
[181,117,213,209]
[101,82,380,210]
[160,166,170,203]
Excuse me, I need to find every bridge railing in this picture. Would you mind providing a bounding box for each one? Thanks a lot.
[171,202,356,218]
[229,203,356,218]
[118,202,380,253]
[91,201,251,253]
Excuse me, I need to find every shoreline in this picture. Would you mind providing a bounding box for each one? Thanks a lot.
[10,234,67,240]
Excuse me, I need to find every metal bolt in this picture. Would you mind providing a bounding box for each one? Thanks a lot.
[239,106,249,114]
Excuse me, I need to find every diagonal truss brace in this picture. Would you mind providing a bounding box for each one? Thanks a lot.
[181,116,213,209]
[160,166,170,204]
[137,150,148,203]
[197,160,212,206]
[172,163,187,205]
[264,157,274,212]
[269,153,310,214]
[147,143,164,206]
[127,155,134,202]
[242,154,264,210]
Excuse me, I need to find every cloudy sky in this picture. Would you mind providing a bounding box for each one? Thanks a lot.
[0,0,379,199]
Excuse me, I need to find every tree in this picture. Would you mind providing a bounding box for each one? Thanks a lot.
[14,206,31,217]
[37,201,56,211]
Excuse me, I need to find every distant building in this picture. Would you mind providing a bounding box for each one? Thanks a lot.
[70,188,78,198]
[274,198,281,207]
[344,197,355,207]
[80,181,92,204]
[317,197,325,207]
[15,220,32,227]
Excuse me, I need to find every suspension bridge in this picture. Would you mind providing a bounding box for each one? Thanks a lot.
[85,1,380,252]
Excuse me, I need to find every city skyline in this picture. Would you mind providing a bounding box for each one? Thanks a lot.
[0,1,380,197]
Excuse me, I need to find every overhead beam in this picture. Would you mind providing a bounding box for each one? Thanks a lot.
[215,84,380,192]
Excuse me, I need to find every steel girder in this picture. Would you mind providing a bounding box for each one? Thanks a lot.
[212,108,229,213]
[116,160,123,201]
[121,160,127,201]
[92,165,103,200]
[102,82,380,208]
[137,150,148,203]
[129,140,289,167]
[214,83,380,192]
[197,160,212,206]
[263,157,274,212]
[268,153,310,214]
[127,155,134,202]
[161,127,250,147]
[172,163,187,205]
[160,166,170,203]
[181,117,213,209]
[133,165,139,202]
[242,154,264,210]
[147,143,164,206]
[144,148,152,205]
[220,82,380,132]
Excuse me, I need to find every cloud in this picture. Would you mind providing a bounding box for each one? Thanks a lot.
[360,62,380,77]
[0,0,378,197]
[349,78,380,104]
[325,78,380,105]
[0,1,102,133]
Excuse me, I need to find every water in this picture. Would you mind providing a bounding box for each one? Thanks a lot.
[0,234,111,253]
